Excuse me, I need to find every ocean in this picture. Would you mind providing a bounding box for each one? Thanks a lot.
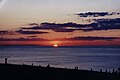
[0,46,120,71]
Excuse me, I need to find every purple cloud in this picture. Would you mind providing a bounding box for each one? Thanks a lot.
[16,30,48,34]
[62,36,120,41]
[21,18,120,32]
[0,37,48,41]
[0,31,8,35]
[76,12,120,17]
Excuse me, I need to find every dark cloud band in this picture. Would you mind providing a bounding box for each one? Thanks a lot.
[61,36,120,41]
[76,12,120,17]
[16,30,48,34]
[21,18,120,32]
[0,36,119,41]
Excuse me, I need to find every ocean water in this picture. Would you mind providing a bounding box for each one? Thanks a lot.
[0,46,120,71]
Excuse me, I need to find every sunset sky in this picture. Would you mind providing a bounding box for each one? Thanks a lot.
[0,0,120,46]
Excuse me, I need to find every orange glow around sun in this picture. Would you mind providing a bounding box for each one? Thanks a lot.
[54,44,58,48]
[50,41,61,47]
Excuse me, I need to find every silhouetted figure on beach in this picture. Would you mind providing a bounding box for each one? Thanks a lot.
[112,69,115,73]
[91,68,93,71]
[75,67,78,70]
[100,69,102,72]
[5,58,7,64]
[39,65,41,67]
[118,67,120,74]
[105,69,108,73]
[115,70,118,74]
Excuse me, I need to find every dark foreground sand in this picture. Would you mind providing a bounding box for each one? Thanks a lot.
[0,63,120,80]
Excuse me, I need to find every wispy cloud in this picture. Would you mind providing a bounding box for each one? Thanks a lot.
[16,30,48,34]
[76,12,120,17]
[0,30,16,35]
[0,30,8,35]
[0,37,48,41]
[22,22,81,32]
[1,17,120,36]
[61,36,120,41]
[1,36,119,41]
[21,18,120,32]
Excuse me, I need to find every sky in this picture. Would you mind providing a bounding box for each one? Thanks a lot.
[0,0,120,46]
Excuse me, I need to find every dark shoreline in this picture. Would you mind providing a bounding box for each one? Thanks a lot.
[0,63,120,80]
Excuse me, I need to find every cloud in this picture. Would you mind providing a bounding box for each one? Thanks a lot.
[22,22,92,32]
[0,36,119,41]
[78,18,120,31]
[16,30,48,34]
[62,36,120,41]
[22,22,80,32]
[21,18,120,32]
[89,18,120,31]
[0,30,16,35]
[0,37,48,41]
[76,12,120,17]
[0,30,8,35]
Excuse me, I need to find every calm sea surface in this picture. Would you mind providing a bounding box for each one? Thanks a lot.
[0,46,120,71]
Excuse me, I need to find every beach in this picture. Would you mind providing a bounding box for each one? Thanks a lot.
[0,63,120,80]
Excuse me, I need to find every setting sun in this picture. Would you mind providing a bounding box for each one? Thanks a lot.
[54,44,58,48]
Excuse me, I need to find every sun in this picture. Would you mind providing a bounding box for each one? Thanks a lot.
[53,44,58,48]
